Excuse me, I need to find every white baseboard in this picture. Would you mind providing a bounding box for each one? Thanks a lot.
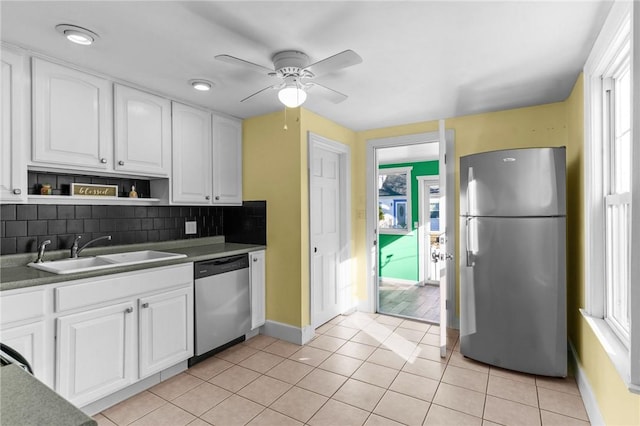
[262,320,315,345]
[569,341,605,426]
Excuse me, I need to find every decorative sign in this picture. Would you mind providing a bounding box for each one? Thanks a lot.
[71,183,118,198]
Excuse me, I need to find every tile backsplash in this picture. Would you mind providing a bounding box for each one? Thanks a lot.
[0,201,266,255]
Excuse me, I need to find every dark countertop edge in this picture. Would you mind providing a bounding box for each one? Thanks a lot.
[0,239,266,292]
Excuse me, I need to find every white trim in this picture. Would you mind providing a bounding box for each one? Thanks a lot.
[262,320,314,345]
[378,166,413,235]
[417,176,440,285]
[583,0,639,389]
[307,132,352,329]
[569,341,606,426]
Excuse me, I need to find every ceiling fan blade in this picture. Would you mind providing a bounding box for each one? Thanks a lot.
[303,50,362,77]
[240,85,278,103]
[215,54,274,74]
[306,82,348,104]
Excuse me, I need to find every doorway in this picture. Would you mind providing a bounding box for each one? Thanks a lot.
[375,143,440,322]
[308,132,352,329]
[365,128,456,329]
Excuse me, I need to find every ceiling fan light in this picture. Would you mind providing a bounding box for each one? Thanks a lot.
[278,87,307,108]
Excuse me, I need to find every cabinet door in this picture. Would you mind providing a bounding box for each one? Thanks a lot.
[212,115,242,205]
[172,102,212,204]
[115,85,171,176]
[0,47,27,202]
[1,321,46,381]
[249,250,266,329]
[138,286,193,378]
[56,301,135,407]
[32,58,112,170]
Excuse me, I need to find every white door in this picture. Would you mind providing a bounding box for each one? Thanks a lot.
[114,84,171,177]
[139,287,193,378]
[310,146,341,328]
[1,321,46,380]
[438,120,449,357]
[56,301,135,407]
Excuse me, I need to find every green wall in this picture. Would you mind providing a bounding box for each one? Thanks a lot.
[378,160,438,281]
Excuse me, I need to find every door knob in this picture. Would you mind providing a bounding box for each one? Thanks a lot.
[439,253,454,261]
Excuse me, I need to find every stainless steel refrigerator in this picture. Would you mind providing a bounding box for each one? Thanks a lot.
[459,147,567,377]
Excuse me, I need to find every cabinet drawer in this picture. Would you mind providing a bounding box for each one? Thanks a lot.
[0,289,46,324]
[55,263,193,312]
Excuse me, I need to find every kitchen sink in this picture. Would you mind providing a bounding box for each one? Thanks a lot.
[28,250,187,275]
[96,250,187,265]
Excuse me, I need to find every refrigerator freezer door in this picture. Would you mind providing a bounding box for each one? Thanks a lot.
[460,216,567,376]
[460,147,566,217]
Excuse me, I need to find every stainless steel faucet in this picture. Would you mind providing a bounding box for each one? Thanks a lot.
[35,240,51,263]
[70,235,112,258]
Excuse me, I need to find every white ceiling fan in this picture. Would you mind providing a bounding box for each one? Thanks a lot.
[215,49,362,108]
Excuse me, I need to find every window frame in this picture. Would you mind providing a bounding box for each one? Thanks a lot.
[377,166,413,235]
[583,0,639,393]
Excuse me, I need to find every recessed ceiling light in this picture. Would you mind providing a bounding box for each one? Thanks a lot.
[190,80,213,91]
[56,24,99,45]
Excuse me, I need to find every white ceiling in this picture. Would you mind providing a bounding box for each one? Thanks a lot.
[1,1,612,131]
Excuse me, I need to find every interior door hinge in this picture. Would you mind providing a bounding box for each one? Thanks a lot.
[444,154,446,164]
[445,299,450,310]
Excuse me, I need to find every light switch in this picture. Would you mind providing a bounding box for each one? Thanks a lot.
[185,221,197,234]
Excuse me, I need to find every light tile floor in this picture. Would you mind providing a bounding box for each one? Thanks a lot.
[94,312,590,426]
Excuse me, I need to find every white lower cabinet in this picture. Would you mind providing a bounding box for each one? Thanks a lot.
[139,286,193,378]
[56,301,136,407]
[51,263,194,407]
[249,250,266,329]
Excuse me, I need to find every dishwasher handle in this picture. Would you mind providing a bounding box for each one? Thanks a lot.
[194,254,249,279]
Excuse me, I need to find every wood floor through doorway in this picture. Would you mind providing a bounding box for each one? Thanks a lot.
[378,282,440,323]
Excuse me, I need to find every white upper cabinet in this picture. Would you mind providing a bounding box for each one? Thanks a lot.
[32,58,113,171]
[212,114,242,205]
[1,47,27,202]
[114,85,171,176]
[172,102,212,204]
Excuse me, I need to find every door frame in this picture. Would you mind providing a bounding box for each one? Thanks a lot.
[365,129,457,328]
[308,132,352,328]
[417,176,440,285]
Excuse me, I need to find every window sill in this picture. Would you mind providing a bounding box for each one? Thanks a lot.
[580,309,640,394]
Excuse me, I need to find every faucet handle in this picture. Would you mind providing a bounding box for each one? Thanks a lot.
[72,235,82,245]
[36,240,52,263]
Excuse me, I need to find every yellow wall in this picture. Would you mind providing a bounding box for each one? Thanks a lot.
[243,109,304,326]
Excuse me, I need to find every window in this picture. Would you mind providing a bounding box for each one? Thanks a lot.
[584,1,638,391]
[378,167,412,233]
[604,48,632,345]
[429,186,440,232]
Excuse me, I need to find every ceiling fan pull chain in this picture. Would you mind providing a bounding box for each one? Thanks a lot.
[283,106,288,131]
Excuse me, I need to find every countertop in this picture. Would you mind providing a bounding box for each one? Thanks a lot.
[0,364,96,426]
[0,236,266,292]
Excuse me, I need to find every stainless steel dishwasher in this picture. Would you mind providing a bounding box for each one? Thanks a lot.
[194,254,250,357]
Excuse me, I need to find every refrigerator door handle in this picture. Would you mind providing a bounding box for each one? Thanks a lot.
[465,217,475,267]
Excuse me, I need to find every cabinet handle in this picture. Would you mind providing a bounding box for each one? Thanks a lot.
[125,307,133,314]
[118,160,125,166]
[215,196,220,200]
[100,158,107,164]
[205,196,211,200]
[141,303,149,308]
[253,258,258,262]
[12,188,21,195]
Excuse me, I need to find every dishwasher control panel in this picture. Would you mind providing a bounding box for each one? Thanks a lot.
[194,254,249,279]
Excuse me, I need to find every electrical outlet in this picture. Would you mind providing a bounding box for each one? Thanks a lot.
[185,221,197,235]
